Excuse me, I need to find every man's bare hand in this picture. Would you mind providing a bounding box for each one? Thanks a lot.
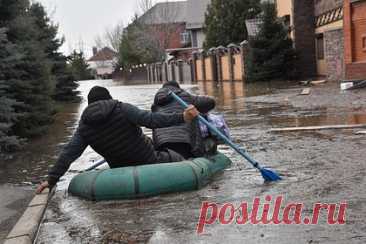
[183,105,199,122]
[36,181,49,194]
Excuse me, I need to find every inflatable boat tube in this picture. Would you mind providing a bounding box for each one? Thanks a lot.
[68,152,232,201]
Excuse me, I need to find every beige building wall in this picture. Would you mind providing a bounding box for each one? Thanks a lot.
[315,20,343,34]
[277,0,292,17]
[276,0,294,39]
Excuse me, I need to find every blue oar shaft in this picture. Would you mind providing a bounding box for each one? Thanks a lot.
[170,92,262,170]
[85,159,106,171]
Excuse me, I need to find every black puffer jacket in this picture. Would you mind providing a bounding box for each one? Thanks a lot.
[151,85,215,154]
[79,99,184,167]
[47,99,186,186]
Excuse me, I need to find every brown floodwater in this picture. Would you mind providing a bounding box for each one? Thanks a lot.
[6,79,365,244]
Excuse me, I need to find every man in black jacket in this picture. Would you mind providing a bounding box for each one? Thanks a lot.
[152,81,216,159]
[36,86,199,193]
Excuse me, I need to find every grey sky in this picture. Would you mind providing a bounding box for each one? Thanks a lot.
[37,0,167,57]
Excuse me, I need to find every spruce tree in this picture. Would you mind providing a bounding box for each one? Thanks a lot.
[53,55,80,102]
[68,50,93,81]
[29,3,80,102]
[3,0,55,137]
[204,0,261,49]
[0,0,79,145]
[0,28,24,152]
[246,2,296,82]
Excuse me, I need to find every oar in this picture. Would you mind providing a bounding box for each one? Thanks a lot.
[170,91,282,182]
[84,159,106,171]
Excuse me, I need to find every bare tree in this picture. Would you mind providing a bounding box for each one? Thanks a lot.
[105,22,124,52]
[94,35,105,50]
[94,22,124,52]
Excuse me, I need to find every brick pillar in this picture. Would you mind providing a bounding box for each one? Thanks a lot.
[153,63,158,83]
[216,48,223,82]
[164,62,168,82]
[146,64,151,83]
[157,63,162,82]
[292,0,316,78]
[189,60,194,82]
[192,52,198,82]
[171,61,176,81]
[240,40,248,82]
[155,64,158,83]
[177,60,183,83]
[150,65,154,83]
[209,49,218,82]
[200,52,206,82]
[228,45,236,82]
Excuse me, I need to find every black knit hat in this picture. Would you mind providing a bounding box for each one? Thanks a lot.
[162,80,180,89]
[87,86,112,104]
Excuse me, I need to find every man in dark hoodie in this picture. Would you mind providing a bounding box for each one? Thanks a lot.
[152,81,216,159]
[36,86,199,193]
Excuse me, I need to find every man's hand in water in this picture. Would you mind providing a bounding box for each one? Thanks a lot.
[36,181,50,194]
[183,105,199,122]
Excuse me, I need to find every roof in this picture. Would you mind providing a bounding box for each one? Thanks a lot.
[139,1,187,25]
[88,47,117,62]
[185,0,211,30]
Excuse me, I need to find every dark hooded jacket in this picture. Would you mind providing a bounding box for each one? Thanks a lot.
[48,99,185,186]
[151,85,215,155]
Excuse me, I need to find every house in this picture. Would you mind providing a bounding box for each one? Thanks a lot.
[138,0,211,61]
[88,47,118,79]
[139,1,189,51]
[185,0,211,49]
[275,0,366,81]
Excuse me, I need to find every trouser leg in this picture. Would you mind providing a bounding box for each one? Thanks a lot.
[159,143,193,159]
[155,148,185,163]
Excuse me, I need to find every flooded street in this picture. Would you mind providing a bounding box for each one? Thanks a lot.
[7,79,366,244]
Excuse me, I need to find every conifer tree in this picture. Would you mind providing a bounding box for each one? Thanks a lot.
[68,50,93,81]
[0,28,24,152]
[246,2,296,82]
[204,0,261,48]
[3,0,55,137]
[53,55,80,102]
[29,3,80,102]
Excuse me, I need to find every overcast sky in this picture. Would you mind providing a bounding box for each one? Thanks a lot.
[37,0,168,56]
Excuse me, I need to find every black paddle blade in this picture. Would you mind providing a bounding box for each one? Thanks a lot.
[260,168,282,182]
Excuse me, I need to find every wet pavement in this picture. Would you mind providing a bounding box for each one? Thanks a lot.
[3,79,366,243]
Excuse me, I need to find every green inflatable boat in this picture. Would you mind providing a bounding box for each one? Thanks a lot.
[68,152,232,201]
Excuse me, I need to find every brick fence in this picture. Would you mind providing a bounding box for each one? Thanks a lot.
[146,41,249,83]
[146,60,194,83]
[192,42,248,82]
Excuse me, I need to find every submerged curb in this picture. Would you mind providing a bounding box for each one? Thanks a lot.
[4,189,51,244]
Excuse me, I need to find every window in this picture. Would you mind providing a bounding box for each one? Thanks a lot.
[362,35,366,52]
[180,31,191,45]
[316,34,325,60]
